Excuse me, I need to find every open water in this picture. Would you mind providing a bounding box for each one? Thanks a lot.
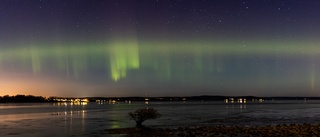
[1,100,320,136]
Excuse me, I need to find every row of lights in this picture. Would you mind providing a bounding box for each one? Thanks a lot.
[225,98,264,103]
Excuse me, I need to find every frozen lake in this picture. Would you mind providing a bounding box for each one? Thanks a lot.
[1,100,320,136]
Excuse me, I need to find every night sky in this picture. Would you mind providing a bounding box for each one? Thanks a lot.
[1,0,320,97]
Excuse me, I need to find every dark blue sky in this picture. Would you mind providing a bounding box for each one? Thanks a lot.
[1,0,320,97]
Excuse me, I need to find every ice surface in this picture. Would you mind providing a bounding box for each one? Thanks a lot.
[1,101,320,136]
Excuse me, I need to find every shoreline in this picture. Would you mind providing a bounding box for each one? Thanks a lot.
[106,123,320,136]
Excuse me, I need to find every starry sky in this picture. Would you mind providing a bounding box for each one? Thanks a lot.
[1,0,320,97]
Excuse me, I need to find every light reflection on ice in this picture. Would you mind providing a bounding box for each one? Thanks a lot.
[2,101,320,136]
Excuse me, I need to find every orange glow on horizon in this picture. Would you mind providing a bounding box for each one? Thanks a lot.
[0,71,80,97]
[0,71,130,97]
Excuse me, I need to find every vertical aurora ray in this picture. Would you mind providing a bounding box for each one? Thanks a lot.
[30,47,41,73]
[108,40,140,81]
[309,61,317,91]
[311,68,315,91]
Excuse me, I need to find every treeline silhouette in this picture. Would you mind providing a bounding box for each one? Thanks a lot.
[0,95,50,103]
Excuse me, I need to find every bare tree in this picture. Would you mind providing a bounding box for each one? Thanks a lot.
[128,108,161,127]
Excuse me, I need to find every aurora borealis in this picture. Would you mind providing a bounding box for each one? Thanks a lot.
[1,0,320,97]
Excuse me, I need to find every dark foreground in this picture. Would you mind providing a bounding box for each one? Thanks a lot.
[106,123,320,137]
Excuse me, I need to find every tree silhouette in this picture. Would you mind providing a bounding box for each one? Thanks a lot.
[0,95,48,103]
[128,108,161,127]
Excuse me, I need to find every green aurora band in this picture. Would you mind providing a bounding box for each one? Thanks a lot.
[1,39,320,96]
